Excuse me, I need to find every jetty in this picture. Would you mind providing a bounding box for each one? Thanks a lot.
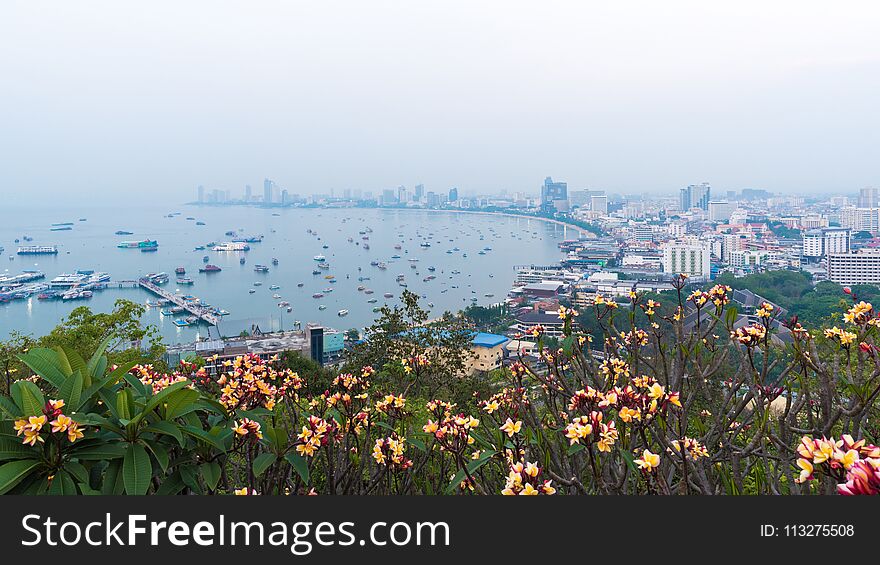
[137,277,221,326]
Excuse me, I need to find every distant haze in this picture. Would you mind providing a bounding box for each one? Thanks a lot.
[1,1,879,205]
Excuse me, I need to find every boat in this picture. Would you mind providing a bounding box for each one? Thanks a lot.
[383,292,394,298]
[225,231,237,236]
[318,262,330,270]
[377,262,388,270]
[175,267,185,275]
[141,246,157,252]
[372,307,381,313]
[312,269,321,275]
[272,258,279,265]
[318,304,327,310]
[233,235,263,243]
[61,289,93,301]
[364,289,374,294]
[52,222,74,227]
[118,240,158,249]
[391,255,401,259]
[278,301,290,307]
[420,242,430,248]
[428,266,436,271]
[394,244,402,250]
[213,242,250,251]
[254,264,269,272]
[249,289,256,294]
[338,309,349,317]
[273,293,281,299]
[172,319,190,327]
[357,285,365,291]
[17,246,58,255]
[253,281,263,286]
[286,307,292,313]
[186,217,195,220]
[312,293,324,298]
[176,277,194,285]
[202,255,210,262]
[313,255,326,261]
[269,284,280,290]
[196,221,206,226]
[199,264,222,273]
[51,226,72,231]
[297,282,304,287]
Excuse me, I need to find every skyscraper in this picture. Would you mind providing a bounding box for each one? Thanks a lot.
[858,187,878,208]
[197,185,205,203]
[448,187,458,203]
[679,183,711,211]
[414,184,425,202]
[244,184,252,202]
[540,177,568,213]
[263,178,275,204]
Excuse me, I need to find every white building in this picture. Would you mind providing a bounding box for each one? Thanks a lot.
[729,250,769,270]
[590,194,608,215]
[802,228,851,260]
[708,201,738,222]
[839,207,879,234]
[828,250,880,285]
[661,242,712,281]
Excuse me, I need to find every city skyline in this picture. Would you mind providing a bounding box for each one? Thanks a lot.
[2,1,880,205]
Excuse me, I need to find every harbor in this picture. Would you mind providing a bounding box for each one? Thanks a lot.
[138,275,222,326]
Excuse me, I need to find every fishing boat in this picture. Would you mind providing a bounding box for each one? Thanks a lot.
[364,289,374,294]
[118,240,158,249]
[50,226,72,231]
[199,264,221,273]
[196,221,206,226]
[428,266,436,272]
[318,263,330,270]
[225,231,237,236]
[286,306,292,313]
[269,285,280,290]
[253,281,263,286]
[202,255,210,262]
[175,267,186,275]
[372,306,381,313]
[394,244,402,250]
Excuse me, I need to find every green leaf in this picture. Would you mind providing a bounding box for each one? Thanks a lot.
[58,369,84,409]
[284,452,310,484]
[47,470,78,495]
[155,470,186,495]
[116,388,134,421]
[11,380,45,417]
[252,453,277,477]
[143,421,184,446]
[0,438,38,461]
[18,348,68,390]
[408,437,426,453]
[200,462,221,491]
[180,464,203,494]
[52,346,74,376]
[129,381,191,427]
[64,461,89,484]
[102,460,123,495]
[181,425,228,451]
[567,443,586,455]
[618,447,638,473]
[72,442,128,460]
[86,335,114,386]
[0,459,42,495]
[162,388,201,420]
[146,442,169,473]
[61,346,88,380]
[79,361,135,411]
[123,443,152,495]
[0,396,21,418]
[446,450,495,494]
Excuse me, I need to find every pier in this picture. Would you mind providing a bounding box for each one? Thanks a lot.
[137,277,221,326]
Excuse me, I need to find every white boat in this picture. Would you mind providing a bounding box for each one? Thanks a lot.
[313,255,326,261]
[337,309,349,317]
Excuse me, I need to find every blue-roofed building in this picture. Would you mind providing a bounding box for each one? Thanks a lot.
[467,332,509,374]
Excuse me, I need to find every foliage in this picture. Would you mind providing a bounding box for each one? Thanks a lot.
[2,285,880,495]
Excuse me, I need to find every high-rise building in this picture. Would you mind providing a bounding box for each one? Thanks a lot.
[541,177,568,213]
[281,189,289,205]
[448,187,458,203]
[590,194,608,215]
[839,207,880,234]
[381,189,397,206]
[858,187,878,208]
[263,178,275,204]
[802,228,851,260]
[828,250,880,285]
[680,183,711,211]
[414,184,425,202]
[708,200,737,222]
[197,185,205,203]
[427,191,439,207]
[244,185,252,202]
[661,241,712,281]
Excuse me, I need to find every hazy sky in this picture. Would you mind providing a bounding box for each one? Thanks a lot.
[1,1,879,205]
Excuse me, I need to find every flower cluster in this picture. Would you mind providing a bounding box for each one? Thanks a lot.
[823,327,857,347]
[129,364,190,394]
[501,461,556,495]
[423,412,479,454]
[296,416,339,457]
[594,294,618,309]
[755,302,774,319]
[401,355,429,375]
[731,323,767,347]
[669,437,710,461]
[564,411,618,451]
[14,399,83,446]
[214,354,303,411]
[707,284,732,309]
[231,418,263,440]
[843,301,874,325]
[642,299,660,317]
[372,434,413,470]
[794,435,880,493]
[375,394,407,417]
[557,306,579,320]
